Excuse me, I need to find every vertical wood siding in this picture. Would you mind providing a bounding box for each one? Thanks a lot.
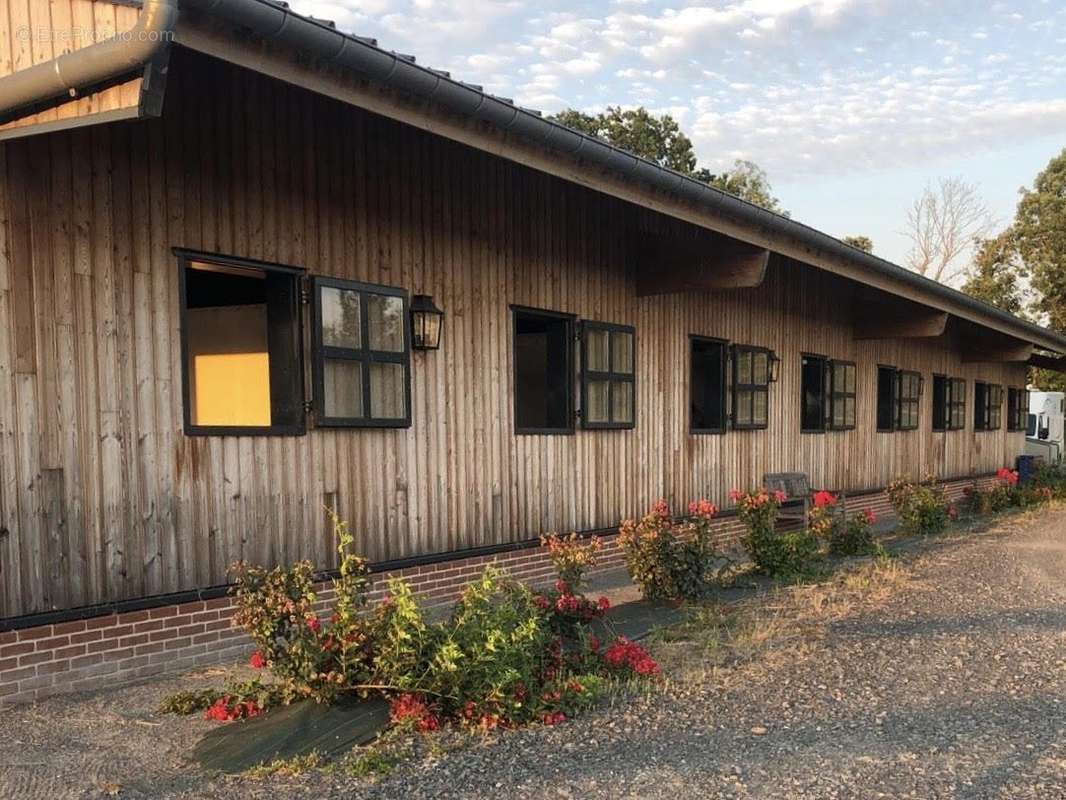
[0,51,1029,618]
[0,0,143,133]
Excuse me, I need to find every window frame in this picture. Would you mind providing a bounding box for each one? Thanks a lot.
[896,369,921,431]
[948,377,967,431]
[580,320,636,430]
[511,305,576,436]
[1007,387,1029,432]
[974,381,1002,431]
[311,276,412,429]
[828,359,857,432]
[801,353,829,434]
[730,344,772,431]
[176,249,307,438]
[689,335,729,435]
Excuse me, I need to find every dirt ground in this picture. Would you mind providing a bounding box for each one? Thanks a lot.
[3,507,1066,799]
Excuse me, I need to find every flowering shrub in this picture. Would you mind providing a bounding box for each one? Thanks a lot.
[887,475,951,536]
[540,533,602,592]
[160,677,287,719]
[828,508,878,557]
[617,498,722,601]
[733,487,819,577]
[603,636,660,676]
[535,580,610,639]
[230,513,373,702]
[807,491,838,539]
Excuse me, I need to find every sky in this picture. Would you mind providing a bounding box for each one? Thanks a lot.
[290,0,1066,268]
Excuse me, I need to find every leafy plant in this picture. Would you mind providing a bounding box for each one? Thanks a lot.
[733,487,820,578]
[887,475,951,536]
[229,512,374,702]
[539,533,602,593]
[828,509,878,557]
[617,499,723,601]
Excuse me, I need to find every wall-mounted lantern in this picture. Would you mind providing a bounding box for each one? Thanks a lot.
[411,294,444,350]
[768,351,781,382]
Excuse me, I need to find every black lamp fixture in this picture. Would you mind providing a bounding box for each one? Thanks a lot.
[411,294,444,350]
[768,351,781,382]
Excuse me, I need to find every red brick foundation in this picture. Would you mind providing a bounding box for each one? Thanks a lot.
[0,476,997,705]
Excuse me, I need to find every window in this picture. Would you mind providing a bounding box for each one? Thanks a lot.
[690,337,727,433]
[974,382,1002,431]
[178,252,305,436]
[312,278,410,427]
[876,366,897,432]
[581,322,635,429]
[933,376,966,431]
[732,345,771,430]
[513,307,574,434]
[1008,387,1029,431]
[897,371,921,431]
[801,354,827,432]
[828,360,856,431]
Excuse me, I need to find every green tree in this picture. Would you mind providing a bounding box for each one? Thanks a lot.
[552,107,785,214]
[841,235,873,253]
[553,106,697,173]
[960,231,1026,315]
[1015,148,1066,330]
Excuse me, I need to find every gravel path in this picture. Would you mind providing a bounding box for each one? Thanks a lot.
[3,507,1066,799]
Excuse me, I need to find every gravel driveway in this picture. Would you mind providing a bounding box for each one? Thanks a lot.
[4,507,1066,799]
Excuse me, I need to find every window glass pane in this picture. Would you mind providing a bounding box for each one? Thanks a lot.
[833,364,846,393]
[737,351,752,385]
[832,397,845,428]
[691,339,725,431]
[586,379,610,423]
[367,294,405,352]
[323,359,363,419]
[611,331,633,374]
[611,381,633,423]
[586,328,609,372]
[369,362,406,419]
[736,389,753,426]
[845,365,856,393]
[753,390,768,426]
[845,398,856,428]
[321,286,362,349]
[753,351,768,385]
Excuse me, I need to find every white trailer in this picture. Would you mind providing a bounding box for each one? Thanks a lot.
[1026,391,1065,464]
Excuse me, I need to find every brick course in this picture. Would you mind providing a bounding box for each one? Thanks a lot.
[0,477,995,705]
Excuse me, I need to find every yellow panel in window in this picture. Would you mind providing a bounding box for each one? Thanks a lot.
[194,353,272,427]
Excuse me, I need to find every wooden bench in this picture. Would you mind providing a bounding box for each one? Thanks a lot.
[764,472,812,526]
[763,472,847,529]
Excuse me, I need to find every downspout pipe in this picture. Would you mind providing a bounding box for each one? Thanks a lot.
[0,0,179,119]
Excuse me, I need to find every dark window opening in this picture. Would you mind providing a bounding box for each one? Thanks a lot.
[691,337,727,433]
[513,308,574,434]
[732,345,771,430]
[932,375,947,431]
[877,366,897,432]
[581,322,635,429]
[312,277,411,428]
[829,360,856,431]
[801,355,827,432]
[179,253,305,436]
[897,370,921,431]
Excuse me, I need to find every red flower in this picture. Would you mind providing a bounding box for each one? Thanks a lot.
[534,594,551,610]
[248,651,266,669]
[948,505,959,520]
[555,579,569,594]
[996,468,1019,487]
[728,488,743,502]
[652,499,670,519]
[305,616,321,633]
[862,508,877,525]
[813,490,837,508]
[772,489,788,504]
[597,596,611,613]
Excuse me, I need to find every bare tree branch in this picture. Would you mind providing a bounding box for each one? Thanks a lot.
[904,177,994,284]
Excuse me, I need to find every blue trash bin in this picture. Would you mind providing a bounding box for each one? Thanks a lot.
[1015,454,1037,484]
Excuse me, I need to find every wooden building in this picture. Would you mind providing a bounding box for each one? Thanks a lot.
[0,0,1064,698]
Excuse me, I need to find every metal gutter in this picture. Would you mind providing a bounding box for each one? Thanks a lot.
[0,0,178,119]
[178,0,1066,354]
